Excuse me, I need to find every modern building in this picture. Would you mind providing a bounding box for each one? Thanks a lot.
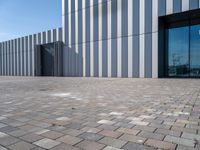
[1,0,200,78]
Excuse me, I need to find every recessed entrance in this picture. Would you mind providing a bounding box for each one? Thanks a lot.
[159,9,200,78]
[35,41,63,76]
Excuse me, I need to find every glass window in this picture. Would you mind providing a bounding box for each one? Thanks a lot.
[167,26,190,77]
[190,24,200,77]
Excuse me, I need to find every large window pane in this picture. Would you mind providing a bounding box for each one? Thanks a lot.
[190,24,200,77]
[167,27,190,77]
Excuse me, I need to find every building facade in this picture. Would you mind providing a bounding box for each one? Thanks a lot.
[62,0,200,78]
[1,0,200,78]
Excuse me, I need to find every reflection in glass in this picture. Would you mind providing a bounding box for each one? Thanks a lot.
[167,27,189,77]
[190,24,200,77]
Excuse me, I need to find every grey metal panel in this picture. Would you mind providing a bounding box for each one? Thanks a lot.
[13,40,15,76]
[42,32,46,44]
[102,1,107,40]
[86,3,91,42]
[145,0,152,33]
[25,36,28,76]
[47,30,51,43]
[133,35,139,78]
[17,38,21,76]
[52,29,57,42]
[122,36,128,77]
[173,0,181,13]
[102,39,107,77]
[122,0,128,37]
[78,3,83,44]
[133,0,139,35]
[32,34,37,76]
[71,12,76,44]
[158,0,166,16]
[111,38,117,77]
[28,35,32,76]
[86,42,90,77]
[21,37,24,76]
[93,4,99,42]
[93,41,99,77]
[145,33,152,78]
[7,41,9,75]
[111,0,117,39]
[190,0,199,9]
[78,44,83,76]
[10,40,13,76]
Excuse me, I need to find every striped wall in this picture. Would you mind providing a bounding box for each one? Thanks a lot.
[0,28,62,76]
[62,0,200,78]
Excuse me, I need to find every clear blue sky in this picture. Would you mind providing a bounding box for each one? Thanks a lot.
[0,0,62,42]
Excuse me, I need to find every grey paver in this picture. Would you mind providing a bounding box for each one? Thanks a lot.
[33,138,61,149]
[78,132,103,141]
[99,137,127,148]
[8,141,35,150]
[123,142,155,150]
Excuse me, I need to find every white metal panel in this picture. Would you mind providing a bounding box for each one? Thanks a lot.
[139,0,145,78]
[166,0,173,14]
[152,0,158,78]
[82,0,86,77]
[182,0,189,11]
[90,0,94,77]
[128,0,133,78]
[107,1,112,77]
[98,0,103,77]
[117,0,122,77]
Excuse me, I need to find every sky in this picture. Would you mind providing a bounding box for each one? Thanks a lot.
[0,0,62,42]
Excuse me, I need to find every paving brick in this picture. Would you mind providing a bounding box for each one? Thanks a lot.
[133,125,156,132]
[155,128,181,137]
[0,136,19,146]
[176,145,199,150]
[56,135,82,145]
[97,120,115,125]
[103,146,123,150]
[76,140,105,150]
[164,135,195,147]
[8,130,27,137]
[33,138,61,149]
[20,133,43,143]
[119,134,146,144]
[123,142,155,150]
[99,137,127,148]
[181,132,200,141]
[0,146,8,150]
[51,143,81,150]
[8,141,35,150]
[62,129,84,136]
[98,130,122,138]
[145,139,176,150]
[78,132,103,141]
[41,131,64,139]
[138,131,165,140]
[117,128,140,135]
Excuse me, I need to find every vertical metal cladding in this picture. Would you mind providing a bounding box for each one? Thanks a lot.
[0,28,62,76]
[62,0,200,78]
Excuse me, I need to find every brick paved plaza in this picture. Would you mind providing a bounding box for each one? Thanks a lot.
[0,77,200,150]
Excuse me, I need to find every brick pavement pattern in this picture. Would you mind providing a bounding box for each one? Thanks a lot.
[0,77,200,150]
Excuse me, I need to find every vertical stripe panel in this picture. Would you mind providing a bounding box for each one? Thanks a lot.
[111,0,117,77]
[107,1,112,77]
[93,1,99,77]
[182,0,189,11]
[82,0,86,77]
[173,0,181,13]
[117,0,122,77]
[145,0,152,78]
[98,0,103,77]
[128,0,133,78]
[189,0,199,9]
[121,0,128,78]
[139,0,145,78]
[75,0,79,76]
[166,0,173,14]
[158,0,166,16]
[152,0,158,78]
[90,0,94,77]
[102,1,108,77]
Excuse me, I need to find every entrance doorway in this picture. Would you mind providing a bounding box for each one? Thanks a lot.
[35,41,63,76]
[159,9,200,78]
